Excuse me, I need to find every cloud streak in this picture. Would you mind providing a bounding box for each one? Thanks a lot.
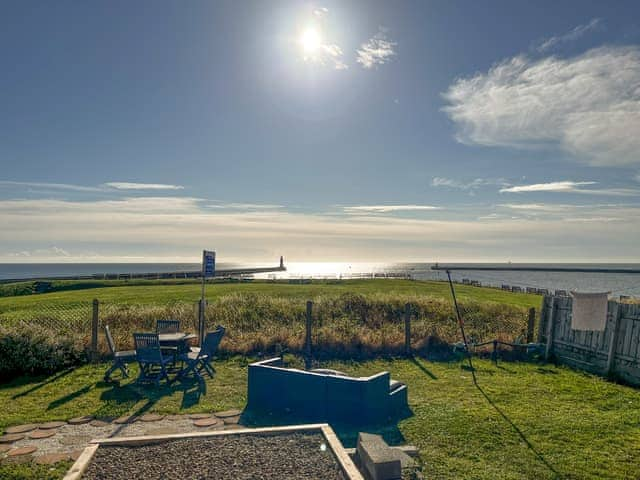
[536,18,603,52]
[104,182,184,190]
[443,46,640,167]
[343,205,440,213]
[356,28,396,69]
[500,181,640,196]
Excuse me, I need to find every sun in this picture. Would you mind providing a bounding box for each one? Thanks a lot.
[300,27,322,54]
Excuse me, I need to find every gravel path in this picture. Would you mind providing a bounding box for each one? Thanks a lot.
[83,432,347,480]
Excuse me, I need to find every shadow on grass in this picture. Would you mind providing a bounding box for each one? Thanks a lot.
[10,368,74,399]
[410,357,438,379]
[47,385,92,410]
[474,381,561,478]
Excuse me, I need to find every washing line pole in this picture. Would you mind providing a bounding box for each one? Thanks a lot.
[446,270,476,380]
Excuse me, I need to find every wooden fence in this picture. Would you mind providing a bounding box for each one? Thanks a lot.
[538,295,640,386]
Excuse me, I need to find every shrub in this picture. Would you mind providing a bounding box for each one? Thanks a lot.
[0,324,86,380]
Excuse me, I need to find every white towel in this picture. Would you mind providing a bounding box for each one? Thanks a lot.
[570,292,610,331]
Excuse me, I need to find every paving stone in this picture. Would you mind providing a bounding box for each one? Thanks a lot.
[214,409,242,418]
[68,416,94,425]
[0,433,25,444]
[35,453,71,465]
[188,413,212,419]
[193,417,222,428]
[89,419,110,427]
[70,450,84,461]
[28,429,57,440]
[60,435,92,446]
[222,415,240,425]
[0,445,12,453]
[5,424,39,434]
[8,446,37,456]
[38,421,66,430]
[139,414,165,422]
[113,415,138,425]
[164,414,185,421]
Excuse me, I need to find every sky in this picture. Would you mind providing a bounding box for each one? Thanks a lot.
[1,0,640,263]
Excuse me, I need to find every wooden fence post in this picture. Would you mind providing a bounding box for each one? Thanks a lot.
[605,301,621,377]
[544,297,556,361]
[305,301,313,370]
[91,299,99,362]
[404,303,411,356]
[526,307,536,343]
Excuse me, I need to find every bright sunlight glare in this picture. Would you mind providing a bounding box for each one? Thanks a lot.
[300,27,322,53]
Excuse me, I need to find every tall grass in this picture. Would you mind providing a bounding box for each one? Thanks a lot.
[99,292,531,359]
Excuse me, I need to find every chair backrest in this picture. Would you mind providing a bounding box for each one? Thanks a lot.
[133,333,163,363]
[104,325,116,355]
[156,319,180,334]
[201,326,226,357]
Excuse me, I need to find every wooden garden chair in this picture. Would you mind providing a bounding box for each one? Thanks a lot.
[104,325,136,382]
[177,326,225,381]
[133,333,173,385]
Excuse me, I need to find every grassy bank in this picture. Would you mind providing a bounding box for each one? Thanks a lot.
[1,357,639,479]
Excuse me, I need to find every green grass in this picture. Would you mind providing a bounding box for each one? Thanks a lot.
[0,279,541,313]
[1,357,639,479]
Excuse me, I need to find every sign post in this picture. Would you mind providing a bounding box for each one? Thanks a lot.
[200,250,216,346]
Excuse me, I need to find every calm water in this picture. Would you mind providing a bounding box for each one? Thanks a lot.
[1,262,640,296]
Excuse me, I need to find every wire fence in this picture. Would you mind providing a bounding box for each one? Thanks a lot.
[0,301,92,336]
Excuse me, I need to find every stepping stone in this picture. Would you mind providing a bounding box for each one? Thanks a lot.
[0,434,25,444]
[60,435,92,446]
[193,417,222,428]
[214,409,242,418]
[5,424,38,434]
[68,416,93,425]
[188,413,212,419]
[2,454,32,464]
[222,415,240,425]
[0,445,12,453]
[164,415,185,421]
[28,429,57,439]
[38,421,66,430]
[139,414,164,422]
[89,419,110,427]
[8,445,37,456]
[70,450,84,461]
[113,415,138,425]
[35,453,71,465]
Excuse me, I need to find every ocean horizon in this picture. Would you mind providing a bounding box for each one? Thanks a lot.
[2,262,640,297]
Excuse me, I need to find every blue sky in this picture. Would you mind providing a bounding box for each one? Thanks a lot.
[1,1,640,262]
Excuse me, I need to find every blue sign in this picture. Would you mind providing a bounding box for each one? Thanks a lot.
[203,250,216,277]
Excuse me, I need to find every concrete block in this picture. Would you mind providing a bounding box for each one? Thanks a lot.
[356,433,402,480]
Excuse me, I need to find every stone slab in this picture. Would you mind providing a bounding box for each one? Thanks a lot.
[193,418,222,428]
[139,414,165,422]
[356,433,402,480]
[222,415,240,425]
[0,434,25,444]
[89,420,110,427]
[113,415,138,425]
[60,435,92,446]
[0,445,12,453]
[5,424,38,434]
[8,445,37,456]
[68,416,94,425]
[35,453,71,465]
[29,429,57,439]
[38,421,67,430]
[188,413,212,419]
[215,409,242,418]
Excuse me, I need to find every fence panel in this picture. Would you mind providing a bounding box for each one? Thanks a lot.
[541,295,640,385]
[0,301,92,338]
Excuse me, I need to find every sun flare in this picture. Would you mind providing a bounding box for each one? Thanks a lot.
[300,27,322,53]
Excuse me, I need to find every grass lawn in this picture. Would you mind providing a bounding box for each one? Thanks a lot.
[1,357,638,479]
[0,279,541,313]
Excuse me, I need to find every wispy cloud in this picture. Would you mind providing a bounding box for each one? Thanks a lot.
[443,46,640,167]
[313,7,328,18]
[343,205,440,214]
[104,182,184,190]
[431,177,508,193]
[208,203,284,210]
[536,18,603,53]
[0,180,103,192]
[356,28,396,69]
[499,181,640,196]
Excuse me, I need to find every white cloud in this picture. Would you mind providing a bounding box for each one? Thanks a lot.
[500,181,640,196]
[313,7,328,18]
[443,46,640,167]
[356,28,396,69]
[0,181,102,192]
[343,205,441,214]
[104,182,184,190]
[208,203,284,210]
[431,177,508,192]
[1,197,639,262]
[536,18,602,53]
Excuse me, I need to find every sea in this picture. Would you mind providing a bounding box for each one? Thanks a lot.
[1,262,640,297]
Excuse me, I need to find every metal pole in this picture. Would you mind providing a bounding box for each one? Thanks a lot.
[200,251,206,346]
[446,270,475,379]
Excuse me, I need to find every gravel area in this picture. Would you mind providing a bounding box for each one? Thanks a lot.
[83,432,347,480]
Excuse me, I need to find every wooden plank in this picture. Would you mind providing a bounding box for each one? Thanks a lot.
[606,302,621,376]
[321,425,365,480]
[538,296,549,343]
[545,297,556,361]
[63,444,98,480]
[622,317,634,356]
